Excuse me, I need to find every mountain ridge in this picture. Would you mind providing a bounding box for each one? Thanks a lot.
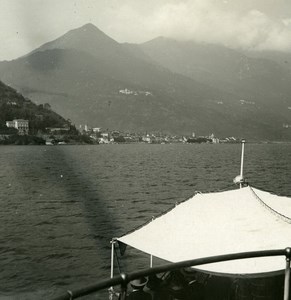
[0,24,291,140]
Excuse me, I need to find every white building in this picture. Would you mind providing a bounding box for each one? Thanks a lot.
[92,127,101,133]
[6,119,29,135]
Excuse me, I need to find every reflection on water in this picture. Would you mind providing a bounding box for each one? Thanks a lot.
[0,143,291,299]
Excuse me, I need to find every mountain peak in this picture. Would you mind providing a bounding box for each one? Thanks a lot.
[81,23,97,29]
[74,23,104,34]
[142,36,176,47]
[67,23,111,40]
[30,23,120,59]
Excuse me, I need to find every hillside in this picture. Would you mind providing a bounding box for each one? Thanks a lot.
[0,23,291,140]
[0,80,68,133]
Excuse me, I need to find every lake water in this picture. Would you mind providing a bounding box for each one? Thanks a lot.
[1,143,291,299]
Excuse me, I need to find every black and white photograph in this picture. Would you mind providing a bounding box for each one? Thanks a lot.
[1,1,291,299]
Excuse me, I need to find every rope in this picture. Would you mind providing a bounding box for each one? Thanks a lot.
[250,186,291,224]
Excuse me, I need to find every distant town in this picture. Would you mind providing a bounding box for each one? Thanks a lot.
[77,124,241,145]
[0,118,244,145]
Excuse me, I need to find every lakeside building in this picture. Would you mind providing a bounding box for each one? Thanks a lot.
[6,119,29,135]
[45,127,70,134]
[92,127,101,133]
[209,133,220,144]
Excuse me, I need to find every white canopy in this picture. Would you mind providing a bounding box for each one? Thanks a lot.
[117,186,291,274]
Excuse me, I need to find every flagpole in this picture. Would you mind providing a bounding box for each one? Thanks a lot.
[240,139,245,189]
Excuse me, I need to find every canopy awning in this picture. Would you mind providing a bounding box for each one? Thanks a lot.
[117,186,291,274]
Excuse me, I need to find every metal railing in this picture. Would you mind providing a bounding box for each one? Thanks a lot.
[51,247,291,300]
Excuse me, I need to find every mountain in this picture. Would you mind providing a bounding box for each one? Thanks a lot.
[0,23,291,140]
[243,49,291,70]
[139,37,291,107]
[138,37,291,139]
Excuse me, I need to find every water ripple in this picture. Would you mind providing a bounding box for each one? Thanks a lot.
[0,143,291,299]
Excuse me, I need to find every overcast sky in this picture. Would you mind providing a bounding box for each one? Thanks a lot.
[1,0,291,60]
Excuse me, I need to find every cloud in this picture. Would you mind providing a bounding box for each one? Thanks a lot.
[282,18,291,27]
[93,0,291,51]
[133,0,291,51]
[1,0,291,60]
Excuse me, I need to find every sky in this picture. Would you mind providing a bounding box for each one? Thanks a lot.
[1,0,291,60]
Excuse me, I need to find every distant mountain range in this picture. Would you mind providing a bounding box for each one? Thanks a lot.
[1,23,291,141]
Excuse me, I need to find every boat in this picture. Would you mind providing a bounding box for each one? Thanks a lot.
[52,140,291,300]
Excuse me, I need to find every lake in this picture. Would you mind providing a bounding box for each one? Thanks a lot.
[1,143,291,299]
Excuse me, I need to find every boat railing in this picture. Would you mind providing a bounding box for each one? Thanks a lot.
[51,247,291,300]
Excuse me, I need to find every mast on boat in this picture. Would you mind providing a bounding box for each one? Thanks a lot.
[233,139,246,188]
